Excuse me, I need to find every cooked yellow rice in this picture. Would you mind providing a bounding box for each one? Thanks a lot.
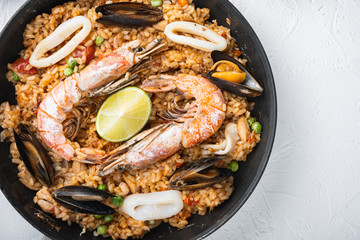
[0,0,261,239]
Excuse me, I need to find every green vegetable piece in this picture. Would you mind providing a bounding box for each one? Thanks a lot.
[67,57,78,69]
[97,184,107,191]
[93,215,103,219]
[229,160,239,172]
[104,215,114,223]
[112,195,123,207]
[252,122,262,133]
[13,73,20,81]
[151,0,163,7]
[97,225,108,235]
[64,67,74,77]
[247,117,255,126]
[95,36,104,46]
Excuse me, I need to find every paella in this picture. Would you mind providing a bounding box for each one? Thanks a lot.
[0,0,263,239]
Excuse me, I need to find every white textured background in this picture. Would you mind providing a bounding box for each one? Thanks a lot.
[1,0,360,239]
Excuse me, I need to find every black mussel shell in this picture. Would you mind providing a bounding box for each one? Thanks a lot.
[13,124,54,186]
[53,186,115,215]
[169,156,232,191]
[95,2,163,27]
[208,50,264,98]
[53,186,114,199]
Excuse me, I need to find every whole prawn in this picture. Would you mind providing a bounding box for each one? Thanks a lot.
[99,74,226,175]
[37,39,166,163]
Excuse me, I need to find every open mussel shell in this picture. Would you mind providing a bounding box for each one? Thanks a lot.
[95,2,163,27]
[169,156,232,191]
[53,186,116,215]
[13,124,54,186]
[208,50,264,98]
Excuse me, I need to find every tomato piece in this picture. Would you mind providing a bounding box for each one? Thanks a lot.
[73,44,96,64]
[85,44,96,64]
[184,197,199,206]
[11,58,37,74]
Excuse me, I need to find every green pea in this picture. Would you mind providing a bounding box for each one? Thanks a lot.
[229,160,239,172]
[151,0,163,7]
[112,195,123,207]
[13,73,20,81]
[104,215,114,223]
[247,117,255,126]
[67,57,78,69]
[93,215,103,219]
[97,225,108,235]
[97,184,107,191]
[95,36,104,46]
[252,122,262,133]
[64,67,74,77]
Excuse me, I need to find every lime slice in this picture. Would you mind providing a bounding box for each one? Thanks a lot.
[96,87,152,142]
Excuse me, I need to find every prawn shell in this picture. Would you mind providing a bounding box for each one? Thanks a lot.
[208,51,264,98]
[52,186,115,215]
[169,156,232,191]
[95,2,163,27]
[13,124,54,186]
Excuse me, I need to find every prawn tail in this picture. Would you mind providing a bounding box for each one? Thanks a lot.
[73,148,106,164]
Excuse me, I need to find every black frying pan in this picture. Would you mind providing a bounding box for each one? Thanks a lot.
[0,0,277,239]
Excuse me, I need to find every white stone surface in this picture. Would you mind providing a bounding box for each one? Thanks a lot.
[1,0,360,239]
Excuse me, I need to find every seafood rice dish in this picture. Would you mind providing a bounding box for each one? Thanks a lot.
[0,0,264,239]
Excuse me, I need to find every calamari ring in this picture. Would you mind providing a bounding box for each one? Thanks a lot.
[29,16,91,68]
[164,21,227,52]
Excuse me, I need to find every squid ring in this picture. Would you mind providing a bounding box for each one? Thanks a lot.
[164,21,227,52]
[121,190,183,221]
[30,16,92,68]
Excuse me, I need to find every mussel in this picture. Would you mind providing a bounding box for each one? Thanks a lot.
[95,2,163,27]
[52,186,116,215]
[169,156,232,191]
[13,124,54,186]
[208,50,264,98]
